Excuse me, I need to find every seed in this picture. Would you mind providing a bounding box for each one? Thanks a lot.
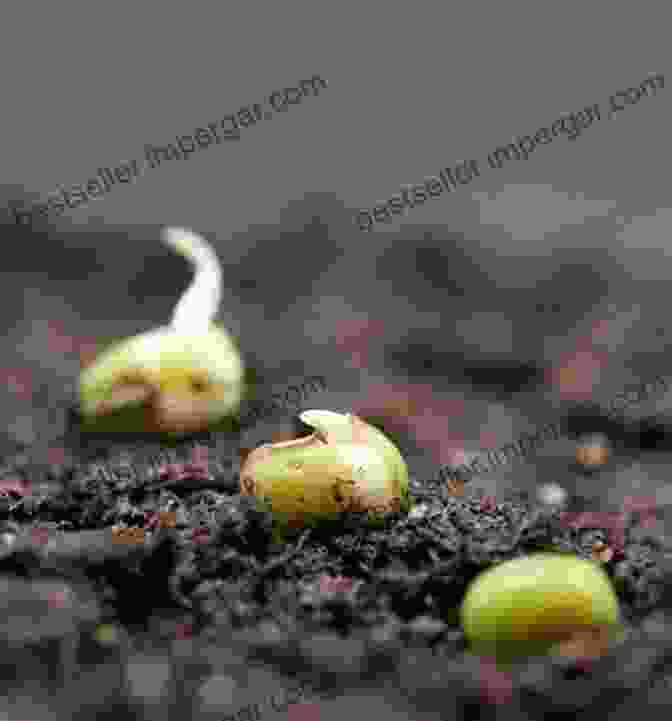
[460,553,622,663]
[239,410,411,533]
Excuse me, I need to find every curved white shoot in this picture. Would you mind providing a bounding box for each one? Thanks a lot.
[161,227,222,332]
[299,409,357,443]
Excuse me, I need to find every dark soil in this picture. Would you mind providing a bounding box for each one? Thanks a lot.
[4,215,672,720]
[2,406,672,721]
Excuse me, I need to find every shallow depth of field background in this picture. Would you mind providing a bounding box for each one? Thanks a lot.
[1,1,671,718]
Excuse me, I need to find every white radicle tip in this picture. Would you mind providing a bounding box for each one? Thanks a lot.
[161,227,222,332]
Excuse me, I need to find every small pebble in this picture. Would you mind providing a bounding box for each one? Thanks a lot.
[537,483,568,508]
[576,434,611,469]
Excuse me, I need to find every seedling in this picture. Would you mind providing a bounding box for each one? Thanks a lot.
[240,409,412,537]
[79,227,243,435]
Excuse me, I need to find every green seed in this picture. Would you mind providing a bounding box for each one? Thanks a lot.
[460,553,622,662]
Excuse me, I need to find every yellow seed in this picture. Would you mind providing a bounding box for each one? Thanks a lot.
[79,227,243,434]
[240,410,411,532]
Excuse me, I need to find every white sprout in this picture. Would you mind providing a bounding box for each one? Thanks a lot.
[161,227,222,332]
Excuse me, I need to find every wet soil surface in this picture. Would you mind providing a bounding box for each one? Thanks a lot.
[1,416,672,721]
[4,217,672,719]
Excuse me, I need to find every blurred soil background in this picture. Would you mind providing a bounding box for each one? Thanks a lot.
[0,186,672,718]
[1,2,671,718]
[2,186,672,512]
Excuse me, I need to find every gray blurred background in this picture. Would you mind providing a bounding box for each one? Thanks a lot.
[1,0,671,502]
[1,2,672,716]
